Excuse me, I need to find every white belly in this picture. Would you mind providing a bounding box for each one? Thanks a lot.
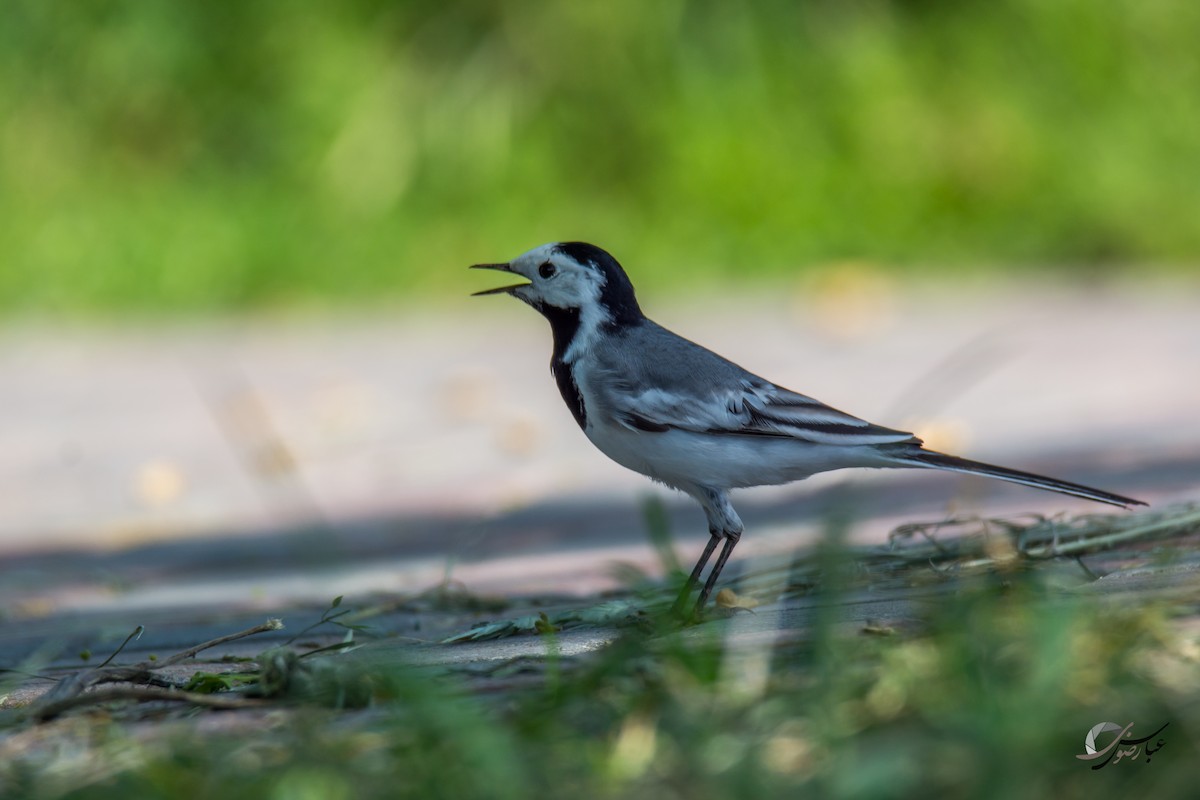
[569,355,882,492]
[583,417,877,491]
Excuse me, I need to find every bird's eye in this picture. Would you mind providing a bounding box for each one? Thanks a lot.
[538,262,556,279]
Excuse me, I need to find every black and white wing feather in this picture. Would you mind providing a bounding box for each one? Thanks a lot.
[615,378,919,446]
[592,321,919,447]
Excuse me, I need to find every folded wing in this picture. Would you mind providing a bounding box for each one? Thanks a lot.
[615,377,919,447]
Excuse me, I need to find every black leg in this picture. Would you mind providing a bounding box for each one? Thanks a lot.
[672,532,720,617]
[693,530,741,615]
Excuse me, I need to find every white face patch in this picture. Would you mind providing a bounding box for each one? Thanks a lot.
[508,243,612,362]
[508,244,604,310]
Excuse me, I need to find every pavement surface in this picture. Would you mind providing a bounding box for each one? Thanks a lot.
[1,277,1198,677]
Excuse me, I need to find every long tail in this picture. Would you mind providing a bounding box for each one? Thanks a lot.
[888,448,1146,509]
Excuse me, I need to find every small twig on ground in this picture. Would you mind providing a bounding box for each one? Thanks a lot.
[152,619,283,668]
[32,686,267,722]
[1019,508,1200,559]
[285,597,354,646]
[1074,556,1102,581]
[30,619,284,721]
[93,625,146,669]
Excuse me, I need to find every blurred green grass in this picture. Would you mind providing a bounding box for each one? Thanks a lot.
[4,568,1196,799]
[3,505,1198,799]
[2,0,1199,313]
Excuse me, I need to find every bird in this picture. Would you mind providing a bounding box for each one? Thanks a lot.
[471,242,1146,616]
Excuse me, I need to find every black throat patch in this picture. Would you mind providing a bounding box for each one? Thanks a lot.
[533,243,647,431]
[540,303,587,430]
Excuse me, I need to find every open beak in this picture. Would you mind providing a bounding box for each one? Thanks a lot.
[470,262,530,296]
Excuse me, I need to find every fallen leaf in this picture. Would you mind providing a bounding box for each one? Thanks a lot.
[715,589,760,610]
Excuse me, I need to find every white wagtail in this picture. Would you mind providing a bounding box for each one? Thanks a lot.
[472,242,1145,615]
